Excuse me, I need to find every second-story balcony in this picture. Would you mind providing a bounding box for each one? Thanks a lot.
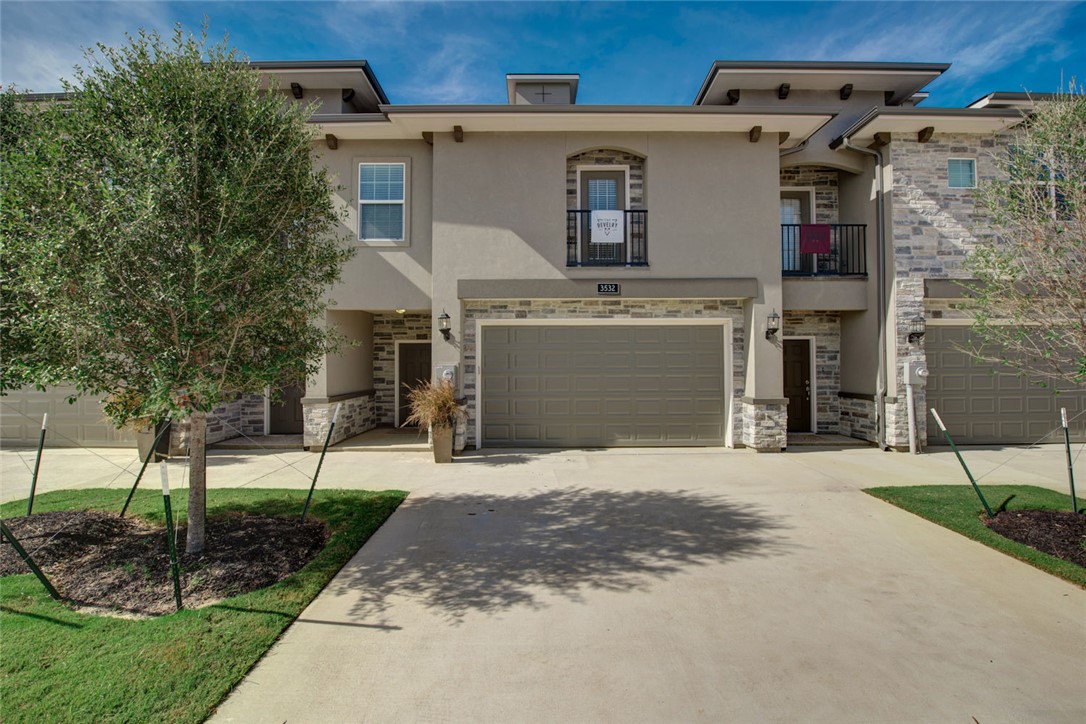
[567,209,649,267]
[781,224,867,276]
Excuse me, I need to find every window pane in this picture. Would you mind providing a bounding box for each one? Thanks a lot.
[780,198,802,224]
[361,203,404,240]
[360,163,405,201]
[948,159,976,188]
[588,179,617,210]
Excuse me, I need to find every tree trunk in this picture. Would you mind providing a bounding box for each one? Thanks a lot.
[186,410,207,556]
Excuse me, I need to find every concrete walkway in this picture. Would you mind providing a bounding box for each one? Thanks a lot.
[2,445,1084,721]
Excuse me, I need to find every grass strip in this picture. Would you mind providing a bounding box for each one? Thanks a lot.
[1,486,406,724]
[864,484,1085,588]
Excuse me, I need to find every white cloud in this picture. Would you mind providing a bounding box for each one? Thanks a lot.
[1,1,174,91]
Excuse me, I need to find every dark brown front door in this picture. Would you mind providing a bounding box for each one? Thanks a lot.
[783,339,812,433]
[398,343,431,427]
[270,383,305,434]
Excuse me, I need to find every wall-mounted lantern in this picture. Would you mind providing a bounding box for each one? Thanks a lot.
[765,309,781,340]
[438,310,452,340]
[907,314,926,345]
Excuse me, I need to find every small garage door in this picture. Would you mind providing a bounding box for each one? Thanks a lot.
[0,386,134,448]
[480,324,728,447]
[926,326,1086,444]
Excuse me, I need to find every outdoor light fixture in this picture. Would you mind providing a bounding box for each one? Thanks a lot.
[907,314,926,345]
[438,310,452,340]
[765,309,781,340]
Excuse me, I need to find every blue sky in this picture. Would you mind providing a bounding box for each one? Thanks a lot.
[2,1,1083,106]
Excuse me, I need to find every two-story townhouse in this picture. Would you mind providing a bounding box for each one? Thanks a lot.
[5,60,1082,452]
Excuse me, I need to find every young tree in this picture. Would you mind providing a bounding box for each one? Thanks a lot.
[1,27,352,554]
[966,86,1086,388]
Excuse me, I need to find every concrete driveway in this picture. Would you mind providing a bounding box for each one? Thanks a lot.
[197,447,1083,723]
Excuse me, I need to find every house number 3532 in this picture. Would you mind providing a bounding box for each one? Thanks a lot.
[597,283,621,296]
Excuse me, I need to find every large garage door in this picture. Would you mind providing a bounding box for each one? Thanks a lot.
[926,326,1086,444]
[481,324,728,447]
[0,386,134,448]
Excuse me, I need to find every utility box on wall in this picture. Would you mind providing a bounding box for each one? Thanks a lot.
[435,364,458,387]
[905,360,930,386]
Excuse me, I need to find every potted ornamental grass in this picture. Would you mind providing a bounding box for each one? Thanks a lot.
[404,379,465,463]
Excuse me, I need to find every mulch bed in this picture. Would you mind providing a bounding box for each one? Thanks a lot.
[984,509,1086,568]
[1,510,328,616]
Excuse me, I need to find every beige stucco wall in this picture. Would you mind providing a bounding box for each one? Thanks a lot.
[325,310,373,396]
[429,130,783,398]
[318,139,433,311]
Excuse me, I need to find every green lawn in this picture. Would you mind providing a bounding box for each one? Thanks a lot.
[0,487,406,724]
[864,484,1085,587]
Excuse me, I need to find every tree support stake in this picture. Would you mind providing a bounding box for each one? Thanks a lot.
[0,520,61,600]
[302,403,340,523]
[930,408,994,518]
[27,413,48,516]
[120,418,171,518]
[1062,408,1079,513]
[160,463,183,611]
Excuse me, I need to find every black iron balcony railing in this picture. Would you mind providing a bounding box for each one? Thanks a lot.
[567,209,648,267]
[781,224,867,276]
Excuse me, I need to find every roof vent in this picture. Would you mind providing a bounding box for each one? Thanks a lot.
[506,74,579,105]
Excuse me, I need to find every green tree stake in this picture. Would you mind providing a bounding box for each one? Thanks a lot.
[26,412,47,516]
[1061,408,1079,514]
[120,417,172,518]
[0,520,61,600]
[160,463,183,611]
[930,408,995,518]
[302,403,340,523]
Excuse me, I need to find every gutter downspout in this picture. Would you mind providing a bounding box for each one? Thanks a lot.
[838,126,889,450]
[778,138,809,159]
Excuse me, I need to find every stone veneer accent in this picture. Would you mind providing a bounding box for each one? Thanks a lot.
[302,392,376,449]
[782,311,841,433]
[778,166,839,223]
[169,394,264,453]
[741,400,787,451]
[887,133,1010,449]
[372,312,431,426]
[839,396,877,443]
[460,298,749,449]
[567,149,645,209]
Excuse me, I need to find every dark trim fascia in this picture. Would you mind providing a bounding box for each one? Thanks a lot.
[301,389,375,405]
[251,59,390,104]
[829,106,1023,148]
[381,103,838,117]
[925,278,978,298]
[309,113,392,124]
[458,278,759,300]
[967,91,1058,108]
[693,60,950,106]
[18,92,69,102]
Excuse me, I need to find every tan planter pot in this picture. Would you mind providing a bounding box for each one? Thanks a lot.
[432,425,453,463]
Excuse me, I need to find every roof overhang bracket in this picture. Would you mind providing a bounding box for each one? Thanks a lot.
[917,126,935,143]
[290,82,303,99]
[453,125,464,143]
[840,84,853,101]
[422,132,434,146]
[777,83,790,100]
[778,132,790,145]
[726,88,741,105]
[869,132,891,150]
[749,126,762,143]
[324,134,338,150]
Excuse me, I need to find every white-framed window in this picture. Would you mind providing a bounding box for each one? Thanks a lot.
[358,160,408,243]
[947,158,976,189]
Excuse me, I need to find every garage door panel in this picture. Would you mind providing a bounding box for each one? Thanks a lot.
[482,324,727,447]
[926,327,1086,444]
[1,386,135,448]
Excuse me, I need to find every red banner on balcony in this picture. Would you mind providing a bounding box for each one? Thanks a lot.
[799,224,831,254]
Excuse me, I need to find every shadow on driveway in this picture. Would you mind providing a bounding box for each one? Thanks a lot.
[329,486,792,624]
